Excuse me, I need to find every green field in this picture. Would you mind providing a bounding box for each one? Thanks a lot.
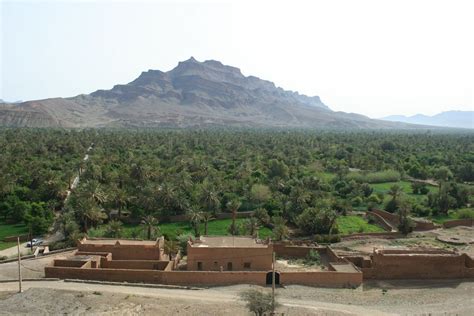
[0,222,29,251]
[88,218,273,240]
[429,208,474,224]
[371,180,438,203]
[336,215,385,235]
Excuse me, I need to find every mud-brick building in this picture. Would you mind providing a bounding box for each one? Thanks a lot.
[187,236,273,271]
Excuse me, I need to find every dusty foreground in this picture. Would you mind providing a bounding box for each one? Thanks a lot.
[0,280,473,315]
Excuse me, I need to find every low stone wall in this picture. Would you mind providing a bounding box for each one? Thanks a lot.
[443,219,473,228]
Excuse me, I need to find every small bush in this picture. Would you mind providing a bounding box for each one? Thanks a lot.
[314,234,341,244]
[457,209,474,219]
[303,249,321,266]
[239,289,277,316]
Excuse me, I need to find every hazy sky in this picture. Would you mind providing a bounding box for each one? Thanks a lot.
[1,0,473,118]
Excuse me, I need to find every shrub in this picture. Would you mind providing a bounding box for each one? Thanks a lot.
[296,207,337,235]
[347,170,400,184]
[457,209,474,219]
[314,234,341,244]
[303,249,321,266]
[239,289,277,316]
[253,208,270,226]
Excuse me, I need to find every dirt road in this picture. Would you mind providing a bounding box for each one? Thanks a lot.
[0,280,473,315]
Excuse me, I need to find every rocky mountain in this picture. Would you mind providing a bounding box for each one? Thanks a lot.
[382,111,473,129]
[1,57,427,128]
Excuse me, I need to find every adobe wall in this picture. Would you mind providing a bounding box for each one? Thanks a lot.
[78,244,162,261]
[412,220,437,231]
[52,259,89,268]
[372,209,437,231]
[366,211,393,231]
[102,260,170,270]
[443,219,473,228]
[187,246,273,271]
[364,252,472,279]
[45,267,268,286]
[280,271,362,287]
[372,209,399,225]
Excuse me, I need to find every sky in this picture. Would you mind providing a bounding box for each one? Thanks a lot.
[1,0,473,118]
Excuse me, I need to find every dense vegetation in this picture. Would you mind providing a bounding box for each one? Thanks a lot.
[1,129,473,248]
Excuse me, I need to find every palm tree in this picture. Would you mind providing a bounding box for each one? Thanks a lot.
[272,216,289,241]
[201,212,215,235]
[141,215,160,240]
[244,217,260,237]
[187,209,203,236]
[82,205,107,233]
[105,220,123,238]
[388,184,402,201]
[164,239,179,260]
[112,188,128,218]
[199,183,221,214]
[227,199,241,235]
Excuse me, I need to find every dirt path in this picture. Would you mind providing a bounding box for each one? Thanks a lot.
[0,280,473,315]
[0,243,30,258]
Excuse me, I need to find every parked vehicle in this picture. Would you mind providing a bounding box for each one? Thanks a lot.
[26,238,43,247]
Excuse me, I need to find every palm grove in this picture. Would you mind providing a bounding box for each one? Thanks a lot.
[0,129,472,249]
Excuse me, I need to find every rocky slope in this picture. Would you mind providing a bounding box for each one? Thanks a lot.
[1,58,424,128]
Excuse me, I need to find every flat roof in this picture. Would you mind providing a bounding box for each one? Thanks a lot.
[81,239,158,246]
[190,236,268,248]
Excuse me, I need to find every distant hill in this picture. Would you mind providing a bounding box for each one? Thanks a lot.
[1,57,428,129]
[382,111,473,129]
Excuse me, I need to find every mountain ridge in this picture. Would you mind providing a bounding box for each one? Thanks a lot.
[0,58,434,129]
[382,111,473,129]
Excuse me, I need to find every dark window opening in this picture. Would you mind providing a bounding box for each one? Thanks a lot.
[244,262,251,269]
[197,262,203,271]
[227,262,233,271]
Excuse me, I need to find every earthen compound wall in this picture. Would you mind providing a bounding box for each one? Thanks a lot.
[78,243,162,261]
[187,246,273,271]
[44,266,363,287]
[443,219,473,228]
[356,251,474,279]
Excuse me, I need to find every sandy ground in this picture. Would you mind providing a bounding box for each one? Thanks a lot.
[0,251,75,280]
[0,280,473,315]
[0,243,31,259]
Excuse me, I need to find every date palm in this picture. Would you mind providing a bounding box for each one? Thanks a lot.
[141,215,160,240]
[244,217,260,237]
[164,239,179,260]
[201,211,215,235]
[187,208,203,236]
[227,199,241,235]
